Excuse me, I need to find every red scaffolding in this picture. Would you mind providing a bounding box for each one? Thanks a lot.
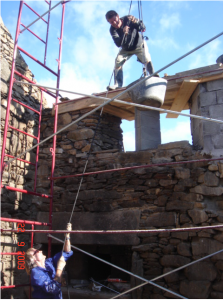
[0,0,66,292]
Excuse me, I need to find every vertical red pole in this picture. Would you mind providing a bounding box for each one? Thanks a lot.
[29,224,34,299]
[48,2,66,258]
[44,1,51,65]
[31,224,34,248]
[34,91,43,192]
[0,1,24,183]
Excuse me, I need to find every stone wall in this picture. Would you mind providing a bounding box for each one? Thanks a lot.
[190,79,223,156]
[35,129,223,298]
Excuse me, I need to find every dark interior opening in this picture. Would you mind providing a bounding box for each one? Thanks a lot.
[47,244,132,283]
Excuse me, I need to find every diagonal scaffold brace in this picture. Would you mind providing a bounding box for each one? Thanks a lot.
[48,234,187,299]
[5,29,223,168]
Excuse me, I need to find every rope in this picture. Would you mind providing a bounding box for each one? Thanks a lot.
[68,110,103,224]
[65,0,135,248]
[60,110,104,253]
[138,0,148,76]
[128,1,132,15]
[65,0,135,238]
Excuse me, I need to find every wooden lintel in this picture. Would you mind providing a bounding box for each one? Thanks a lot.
[53,97,105,115]
[52,96,135,121]
[166,80,199,118]
[103,105,135,121]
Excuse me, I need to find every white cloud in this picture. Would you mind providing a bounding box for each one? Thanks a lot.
[123,130,135,152]
[188,39,221,70]
[159,13,181,31]
[149,36,180,51]
[161,120,192,144]
[39,61,108,108]
[122,119,192,152]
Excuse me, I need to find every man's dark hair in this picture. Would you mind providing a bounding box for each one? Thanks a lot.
[105,10,118,21]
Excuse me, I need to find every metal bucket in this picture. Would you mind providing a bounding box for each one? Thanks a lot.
[127,76,167,109]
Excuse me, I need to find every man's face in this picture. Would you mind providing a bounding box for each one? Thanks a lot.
[107,15,122,29]
[32,249,46,263]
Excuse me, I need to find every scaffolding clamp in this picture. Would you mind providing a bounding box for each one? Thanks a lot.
[50,148,54,155]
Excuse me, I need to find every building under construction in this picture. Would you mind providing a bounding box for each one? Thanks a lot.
[1,1,223,299]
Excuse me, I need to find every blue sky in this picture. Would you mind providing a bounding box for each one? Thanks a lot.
[1,0,223,150]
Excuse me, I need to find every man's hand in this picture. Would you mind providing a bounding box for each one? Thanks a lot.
[123,26,130,34]
[66,223,72,238]
[127,15,137,23]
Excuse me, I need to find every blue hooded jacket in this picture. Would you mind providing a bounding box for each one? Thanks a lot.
[31,251,73,299]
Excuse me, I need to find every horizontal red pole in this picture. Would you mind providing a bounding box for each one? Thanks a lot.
[17,47,58,77]
[5,154,35,166]
[14,70,56,99]
[2,224,223,234]
[21,24,46,44]
[24,2,48,23]
[1,284,29,289]
[12,98,40,114]
[8,125,38,140]
[0,252,20,255]
[1,186,52,199]
[1,217,50,226]
[50,157,223,180]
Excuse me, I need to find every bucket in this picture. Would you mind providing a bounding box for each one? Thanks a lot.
[127,76,167,108]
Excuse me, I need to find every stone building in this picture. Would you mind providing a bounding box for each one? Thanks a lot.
[1,15,223,299]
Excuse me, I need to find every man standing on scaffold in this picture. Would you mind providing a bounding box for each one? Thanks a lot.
[105,10,158,91]
[25,223,73,299]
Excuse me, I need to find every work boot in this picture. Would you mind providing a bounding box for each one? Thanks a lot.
[107,68,123,90]
[147,61,160,77]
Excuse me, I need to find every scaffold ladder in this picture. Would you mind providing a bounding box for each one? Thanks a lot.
[0,2,66,289]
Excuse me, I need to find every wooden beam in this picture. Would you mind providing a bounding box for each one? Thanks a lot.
[52,96,135,121]
[166,80,199,118]
[53,97,105,115]
[103,105,135,121]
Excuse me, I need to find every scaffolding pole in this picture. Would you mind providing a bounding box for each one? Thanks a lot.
[15,80,223,125]
[112,248,223,299]
[6,79,223,168]
[2,224,223,234]
[49,234,187,299]
[50,157,223,180]
[4,29,223,168]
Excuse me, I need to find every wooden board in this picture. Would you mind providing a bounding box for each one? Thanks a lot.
[52,66,223,121]
[166,80,199,118]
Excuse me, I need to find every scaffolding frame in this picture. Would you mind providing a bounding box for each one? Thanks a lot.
[1,0,66,292]
[1,1,223,298]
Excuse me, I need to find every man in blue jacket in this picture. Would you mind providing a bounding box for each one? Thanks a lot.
[106,10,157,90]
[25,223,73,299]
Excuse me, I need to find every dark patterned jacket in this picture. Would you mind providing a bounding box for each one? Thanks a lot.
[109,15,146,51]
